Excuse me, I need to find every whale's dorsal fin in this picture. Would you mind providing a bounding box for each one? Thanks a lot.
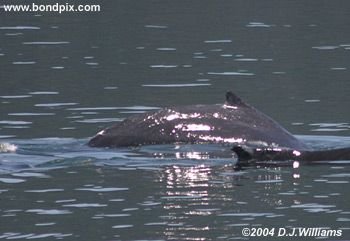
[225,91,245,106]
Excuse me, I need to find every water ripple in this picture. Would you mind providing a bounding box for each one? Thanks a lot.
[94,213,130,218]
[0,26,40,30]
[35,222,56,226]
[23,41,70,45]
[142,83,211,88]
[0,120,32,125]
[8,113,55,116]
[103,86,118,90]
[322,173,350,178]
[75,118,123,123]
[63,203,107,208]
[0,178,26,184]
[207,71,254,76]
[218,212,276,217]
[112,224,134,229]
[204,40,232,43]
[68,106,160,111]
[12,61,37,65]
[150,65,178,68]
[312,46,339,50]
[76,187,129,192]
[51,66,65,69]
[246,22,273,28]
[156,48,176,51]
[144,25,168,29]
[26,209,72,215]
[35,102,78,107]
[290,203,336,213]
[0,95,32,99]
[235,58,258,62]
[310,123,349,132]
[25,189,64,193]
[11,172,49,178]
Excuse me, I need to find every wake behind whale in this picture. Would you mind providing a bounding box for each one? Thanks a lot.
[88,91,350,164]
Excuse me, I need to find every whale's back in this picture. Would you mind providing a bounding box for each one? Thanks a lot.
[88,92,306,149]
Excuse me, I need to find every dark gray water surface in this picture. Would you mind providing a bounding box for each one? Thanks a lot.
[1,1,350,240]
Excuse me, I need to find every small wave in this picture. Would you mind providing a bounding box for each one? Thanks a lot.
[12,61,37,65]
[0,26,40,30]
[207,71,254,76]
[0,143,18,153]
[234,58,258,62]
[75,118,123,123]
[68,106,160,111]
[0,120,32,125]
[142,83,211,88]
[312,46,339,50]
[144,25,168,29]
[0,95,32,99]
[309,123,350,132]
[0,177,25,183]
[150,65,178,68]
[246,22,273,28]
[8,113,55,116]
[28,91,59,95]
[204,40,232,43]
[156,48,176,51]
[35,102,78,107]
[22,41,70,45]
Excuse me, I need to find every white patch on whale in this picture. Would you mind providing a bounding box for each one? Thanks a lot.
[165,112,201,121]
[223,104,238,109]
[199,135,245,144]
[97,130,105,135]
[174,124,212,132]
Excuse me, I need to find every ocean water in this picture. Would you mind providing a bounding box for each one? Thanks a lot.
[1,1,350,240]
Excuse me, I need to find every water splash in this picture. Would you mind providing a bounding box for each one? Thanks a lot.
[0,143,18,153]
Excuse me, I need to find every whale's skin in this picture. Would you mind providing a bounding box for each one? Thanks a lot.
[88,91,350,163]
[232,145,350,163]
[88,91,307,150]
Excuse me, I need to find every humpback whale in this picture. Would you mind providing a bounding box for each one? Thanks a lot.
[88,91,350,163]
